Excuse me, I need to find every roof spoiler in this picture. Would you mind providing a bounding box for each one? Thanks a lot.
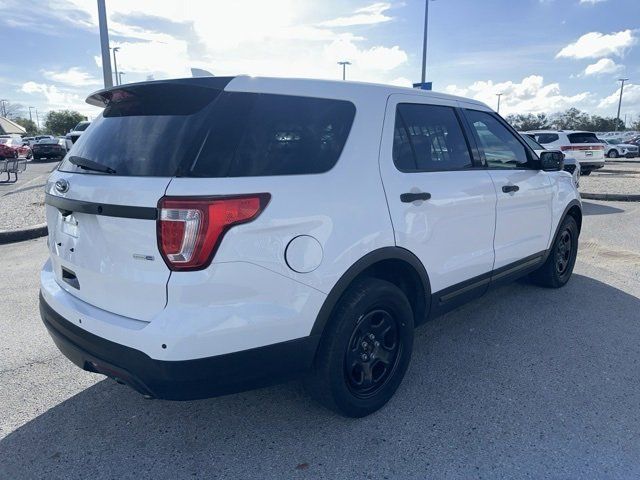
[86,76,236,108]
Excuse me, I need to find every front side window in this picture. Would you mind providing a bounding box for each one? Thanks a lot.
[392,103,472,172]
[466,110,531,169]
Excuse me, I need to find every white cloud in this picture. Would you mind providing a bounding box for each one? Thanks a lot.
[444,75,590,115]
[320,3,393,27]
[598,83,640,110]
[556,30,637,59]
[584,58,623,76]
[42,67,101,87]
[20,81,100,117]
[579,0,607,4]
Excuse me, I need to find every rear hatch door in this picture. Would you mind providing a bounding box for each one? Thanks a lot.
[44,79,231,321]
[564,132,605,162]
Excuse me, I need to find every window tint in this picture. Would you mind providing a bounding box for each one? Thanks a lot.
[190,93,355,177]
[568,132,599,144]
[392,103,472,172]
[533,133,559,144]
[466,110,530,169]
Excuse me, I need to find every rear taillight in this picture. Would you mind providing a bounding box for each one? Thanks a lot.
[157,194,270,271]
[561,145,604,151]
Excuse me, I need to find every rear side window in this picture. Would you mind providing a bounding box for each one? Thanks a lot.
[533,133,559,144]
[392,103,472,172]
[189,93,355,177]
[568,132,599,144]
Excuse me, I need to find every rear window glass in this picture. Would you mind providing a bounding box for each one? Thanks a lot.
[60,88,355,177]
[568,132,599,144]
[189,92,355,177]
[533,133,559,144]
[74,122,90,132]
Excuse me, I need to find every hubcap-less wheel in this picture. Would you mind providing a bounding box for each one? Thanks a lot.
[345,309,401,398]
[555,229,572,275]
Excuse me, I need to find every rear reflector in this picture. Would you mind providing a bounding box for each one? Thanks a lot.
[157,194,270,271]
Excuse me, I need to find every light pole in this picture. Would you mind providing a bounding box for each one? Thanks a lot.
[338,61,351,80]
[97,0,113,88]
[111,46,120,86]
[0,99,7,117]
[615,78,628,132]
[118,71,126,85]
[496,93,503,114]
[35,109,40,130]
[28,106,35,123]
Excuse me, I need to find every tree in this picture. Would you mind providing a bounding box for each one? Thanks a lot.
[0,101,25,119]
[12,117,39,136]
[631,119,640,131]
[505,113,551,131]
[551,108,590,130]
[44,110,86,136]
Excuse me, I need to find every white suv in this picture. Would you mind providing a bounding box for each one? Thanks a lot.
[524,130,605,176]
[40,77,582,417]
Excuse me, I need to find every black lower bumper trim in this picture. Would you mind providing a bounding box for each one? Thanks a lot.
[39,294,320,400]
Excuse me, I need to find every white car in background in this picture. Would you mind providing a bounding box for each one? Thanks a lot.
[524,130,604,176]
[520,133,580,187]
[66,121,91,144]
[600,139,639,158]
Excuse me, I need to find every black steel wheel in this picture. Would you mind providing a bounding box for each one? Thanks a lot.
[530,215,579,288]
[306,277,414,417]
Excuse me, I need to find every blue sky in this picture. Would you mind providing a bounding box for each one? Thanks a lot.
[0,0,639,123]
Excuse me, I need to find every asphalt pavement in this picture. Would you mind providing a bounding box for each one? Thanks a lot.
[1,200,639,479]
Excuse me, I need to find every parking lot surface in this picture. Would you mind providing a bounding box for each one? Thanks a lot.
[1,200,639,479]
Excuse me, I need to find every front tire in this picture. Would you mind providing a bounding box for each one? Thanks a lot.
[530,216,578,288]
[306,278,414,417]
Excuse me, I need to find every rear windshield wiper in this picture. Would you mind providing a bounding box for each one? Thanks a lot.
[69,156,116,174]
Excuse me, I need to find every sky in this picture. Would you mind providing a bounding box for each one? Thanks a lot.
[0,0,639,124]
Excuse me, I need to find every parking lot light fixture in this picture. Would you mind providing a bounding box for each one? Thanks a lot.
[112,47,120,86]
[338,61,351,81]
[616,78,629,132]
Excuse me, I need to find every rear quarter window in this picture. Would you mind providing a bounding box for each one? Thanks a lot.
[189,93,356,177]
[534,133,559,144]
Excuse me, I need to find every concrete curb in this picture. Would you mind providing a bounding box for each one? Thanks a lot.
[0,223,48,245]
[581,192,640,202]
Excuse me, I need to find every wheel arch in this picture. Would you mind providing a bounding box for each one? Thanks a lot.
[546,199,582,260]
[310,247,432,337]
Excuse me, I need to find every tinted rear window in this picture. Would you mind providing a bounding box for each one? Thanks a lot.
[533,133,559,144]
[60,88,355,177]
[59,84,222,176]
[568,132,599,144]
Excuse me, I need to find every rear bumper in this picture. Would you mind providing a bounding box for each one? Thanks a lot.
[579,161,605,169]
[40,293,320,400]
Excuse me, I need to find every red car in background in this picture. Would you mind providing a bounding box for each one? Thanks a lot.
[0,135,32,159]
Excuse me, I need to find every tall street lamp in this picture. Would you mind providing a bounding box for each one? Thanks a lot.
[28,106,35,123]
[97,0,113,88]
[419,0,436,88]
[338,61,351,81]
[118,71,126,85]
[111,46,120,86]
[496,93,503,114]
[0,99,7,117]
[615,78,629,132]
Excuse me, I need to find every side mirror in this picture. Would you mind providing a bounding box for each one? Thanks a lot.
[540,150,564,171]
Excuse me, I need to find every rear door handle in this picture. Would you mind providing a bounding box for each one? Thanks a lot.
[400,192,431,203]
[502,185,519,193]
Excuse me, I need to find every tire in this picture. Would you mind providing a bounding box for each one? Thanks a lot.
[306,277,414,417]
[530,216,579,288]
[607,149,618,159]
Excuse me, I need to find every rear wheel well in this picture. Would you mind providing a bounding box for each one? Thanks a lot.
[566,205,582,233]
[357,259,428,327]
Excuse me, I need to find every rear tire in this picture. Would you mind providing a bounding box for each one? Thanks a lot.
[306,278,414,417]
[530,216,578,288]
[607,149,618,159]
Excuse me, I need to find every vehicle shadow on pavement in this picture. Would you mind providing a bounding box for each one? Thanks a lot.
[2,274,640,478]
[582,201,625,216]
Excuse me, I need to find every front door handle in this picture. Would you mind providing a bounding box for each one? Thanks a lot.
[400,192,431,203]
[502,185,520,193]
